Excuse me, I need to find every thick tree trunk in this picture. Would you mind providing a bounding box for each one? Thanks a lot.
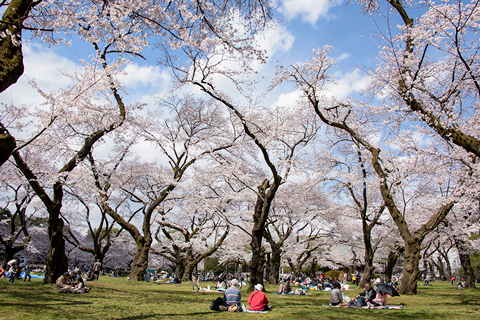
[130,245,150,282]
[0,126,16,166]
[249,231,266,290]
[456,239,476,288]
[0,0,39,93]
[399,240,421,295]
[182,262,196,282]
[1,244,23,270]
[175,259,186,280]
[360,233,375,288]
[248,179,270,291]
[44,215,68,284]
[268,249,282,284]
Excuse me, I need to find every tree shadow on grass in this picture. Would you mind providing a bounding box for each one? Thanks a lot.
[114,312,213,320]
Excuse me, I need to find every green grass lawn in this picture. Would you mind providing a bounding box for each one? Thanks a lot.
[1,277,479,320]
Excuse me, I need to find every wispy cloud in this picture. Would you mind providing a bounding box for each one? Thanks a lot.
[279,0,344,26]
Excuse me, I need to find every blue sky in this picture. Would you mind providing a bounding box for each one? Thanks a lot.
[0,0,391,112]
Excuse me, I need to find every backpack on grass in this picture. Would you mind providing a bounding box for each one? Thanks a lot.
[209,297,225,310]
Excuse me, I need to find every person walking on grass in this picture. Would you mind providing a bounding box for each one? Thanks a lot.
[7,260,17,284]
[23,263,31,282]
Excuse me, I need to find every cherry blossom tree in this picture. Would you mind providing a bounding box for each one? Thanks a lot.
[92,95,238,281]
[263,182,331,284]
[365,0,480,159]
[153,204,229,281]
[272,45,462,294]
[0,161,36,268]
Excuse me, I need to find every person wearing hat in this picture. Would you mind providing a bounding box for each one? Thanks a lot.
[247,284,273,311]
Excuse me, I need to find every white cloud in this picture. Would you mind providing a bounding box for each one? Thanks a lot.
[327,68,369,98]
[272,89,301,108]
[118,64,170,89]
[256,24,295,58]
[336,52,351,62]
[0,43,78,106]
[279,0,344,26]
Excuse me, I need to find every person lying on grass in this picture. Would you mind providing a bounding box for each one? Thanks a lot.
[248,284,273,311]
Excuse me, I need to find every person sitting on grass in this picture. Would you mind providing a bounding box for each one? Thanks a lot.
[56,273,80,293]
[173,275,180,284]
[248,284,273,311]
[215,278,227,291]
[330,282,343,306]
[285,282,292,294]
[361,282,376,304]
[372,290,387,306]
[85,270,95,281]
[219,279,242,312]
[278,281,285,294]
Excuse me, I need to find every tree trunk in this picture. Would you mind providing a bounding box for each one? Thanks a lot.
[249,233,266,290]
[436,259,445,279]
[399,240,421,295]
[175,259,186,280]
[359,232,375,289]
[385,246,403,283]
[287,258,301,278]
[0,0,39,93]
[248,179,270,291]
[455,238,476,288]
[264,252,271,283]
[428,261,435,279]
[0,126,16,166]
[182,261,197,282]
[1,244,23,270]
[44,215,68,284]
[129,244,150,281]
[309,258,317,279]
[268,248,281,284]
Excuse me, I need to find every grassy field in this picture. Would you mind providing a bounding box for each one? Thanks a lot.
[1,277,479,320]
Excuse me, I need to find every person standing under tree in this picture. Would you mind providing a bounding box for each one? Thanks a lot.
[93,260,102,281]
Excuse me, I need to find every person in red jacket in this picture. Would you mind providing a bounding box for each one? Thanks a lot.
[247,284,273,311]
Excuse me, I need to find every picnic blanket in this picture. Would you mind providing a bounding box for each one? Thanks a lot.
[325,304,403,310]
[198,289,223,293]
[272,292,310,295]
[362,305,403,310]
[245,310,268,313]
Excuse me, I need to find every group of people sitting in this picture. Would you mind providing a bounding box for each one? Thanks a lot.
[56,270,90,294]
[210,279,273,312]
[330,281,389,307]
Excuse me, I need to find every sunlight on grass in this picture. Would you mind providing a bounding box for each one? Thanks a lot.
[1,278,479,319]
